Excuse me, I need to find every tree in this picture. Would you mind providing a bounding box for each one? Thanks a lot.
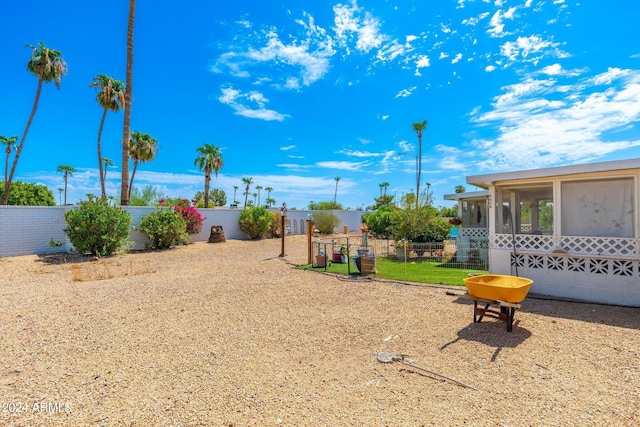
[102,157,114,192]
[130,184,162,206]
[90,74,125,197]
[194,188,227,207]
[242,177,253,208]
[255,185,263,206]
[1,135,18,183]
[2,42,67,205]
[121,0,136,206]
[0,181,55,206]
[334,176,340,204]
[252,192,257,205]
[128,130,157,199]
[233,185,239,204]
[455,185,466,193]
[194,143,223,208]
[381,182,390,196]
[412,120,428,209]
[265,197,276,208]
[56,165,76,205]
[265,187,273,205]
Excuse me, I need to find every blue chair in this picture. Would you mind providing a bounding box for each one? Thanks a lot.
[447,226,459,241]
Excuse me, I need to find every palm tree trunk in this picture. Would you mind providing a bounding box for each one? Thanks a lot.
[204,173,211,208]
[97,108,108,197]
[4,148,10,183]
[244,186,249,208]
[334,182,338,204]
[63,172,68,205]
[2,75,44,205]
[416,132,422,209]
[128,161,138,200]
[121,0,136,206]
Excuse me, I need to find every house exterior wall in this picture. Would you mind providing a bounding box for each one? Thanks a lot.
[0,206,364,257]
[477,166,640,307]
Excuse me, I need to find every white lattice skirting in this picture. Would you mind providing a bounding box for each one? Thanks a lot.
[491,234,640,259]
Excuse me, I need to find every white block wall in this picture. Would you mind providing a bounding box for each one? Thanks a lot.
[0,206,364,257]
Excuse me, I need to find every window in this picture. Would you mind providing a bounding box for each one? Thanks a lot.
[561,178,634,237]
[461,199,487,228]
[496,183,554,234]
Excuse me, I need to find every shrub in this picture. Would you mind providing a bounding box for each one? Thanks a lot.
[159,198,205,235]
[267,211,281,238]
[313,211,340,234]
[308,200,343,210]
[391,205,450,242]
[238,206,271,239]
[362,205,399,238]
[138,208,188,249]
[63,196,132,256]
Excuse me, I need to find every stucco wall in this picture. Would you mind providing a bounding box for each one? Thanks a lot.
[0,206,364,257]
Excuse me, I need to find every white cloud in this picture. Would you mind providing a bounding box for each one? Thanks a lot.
[280,145,296,151]
[395,87,417,98]
[406,35,418,43]
[499,35,566,66]
[485,65,496,72]
[472,68,640,170]
[439,52,449,60]
[315,160,370,171]
[451,53,463,64]
[333,1,384,53]
[219,86,290,121]
[338,149,382,158]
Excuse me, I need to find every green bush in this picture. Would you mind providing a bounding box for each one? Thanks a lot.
[63,196,132,256]
[313,211,340,234]
[391,205,450,242]
[238,206,271,239]
[138,208,188,249]
[362,205,399,238]
[267,211,281,238]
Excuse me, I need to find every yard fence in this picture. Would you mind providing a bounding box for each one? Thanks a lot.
[0,206,364,258]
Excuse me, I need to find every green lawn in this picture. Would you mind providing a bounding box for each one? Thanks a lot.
[300,257,487,286]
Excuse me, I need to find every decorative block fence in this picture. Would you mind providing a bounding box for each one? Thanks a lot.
[0,206,365,257]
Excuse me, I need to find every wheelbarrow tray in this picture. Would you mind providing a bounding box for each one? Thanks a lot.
[463,274,533,304]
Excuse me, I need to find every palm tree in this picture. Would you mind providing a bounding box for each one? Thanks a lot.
[252,193,257,205]
[334,176,340,204]
[381,181,390,196]
[455,185,466,194]
[56,165,76,205]
[255,185,263,206]
[1,135,18,184]
[265,197,276,208]
[412,120,428,208]
[2,42,67,205]
[90,74,125,198]
[233,185,239,204]
[102,157,114,192]
[121,0,136,206]
[194,143,223,208]
[242,177,253,208]
[265,187,274,207]
[128,131,158,199]
[57,188,63,206]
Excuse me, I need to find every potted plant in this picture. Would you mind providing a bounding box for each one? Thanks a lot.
[449,217,463,226]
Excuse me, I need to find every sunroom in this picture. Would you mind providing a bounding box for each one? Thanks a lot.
[466,159,640,307]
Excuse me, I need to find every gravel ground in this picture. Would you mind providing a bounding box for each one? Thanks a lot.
[0,235,638,426]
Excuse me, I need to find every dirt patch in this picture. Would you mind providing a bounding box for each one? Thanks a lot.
[0,235,638,426]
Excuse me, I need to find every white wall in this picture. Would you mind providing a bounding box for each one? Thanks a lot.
[0,206,364,257]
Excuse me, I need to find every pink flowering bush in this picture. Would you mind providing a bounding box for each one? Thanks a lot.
[159,197,205,235]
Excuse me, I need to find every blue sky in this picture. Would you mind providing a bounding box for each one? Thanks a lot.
[2,0,639,209]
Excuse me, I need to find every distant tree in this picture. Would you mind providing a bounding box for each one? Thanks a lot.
[372,194,394,209]
[255,185,263,206]
[90,74,125,197]
[194,188,227,207]
[242,177,253,208]
[265,187,274,206]
[455,185,466,193]
[308,200,343,210]
[1,135,18,183]
[233,185,239,204]
[128,130,158,199]
[121,0,136,206]
[0,181,55,206]
[102,157,114,192]
[412,120,428,208]
[265,197,276,207]
[3,42,67,205]
[194,143,223,208]
[439,205,458,217]
[130,185,162,206]
[252,192,257,205]
[56,165,76,205]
